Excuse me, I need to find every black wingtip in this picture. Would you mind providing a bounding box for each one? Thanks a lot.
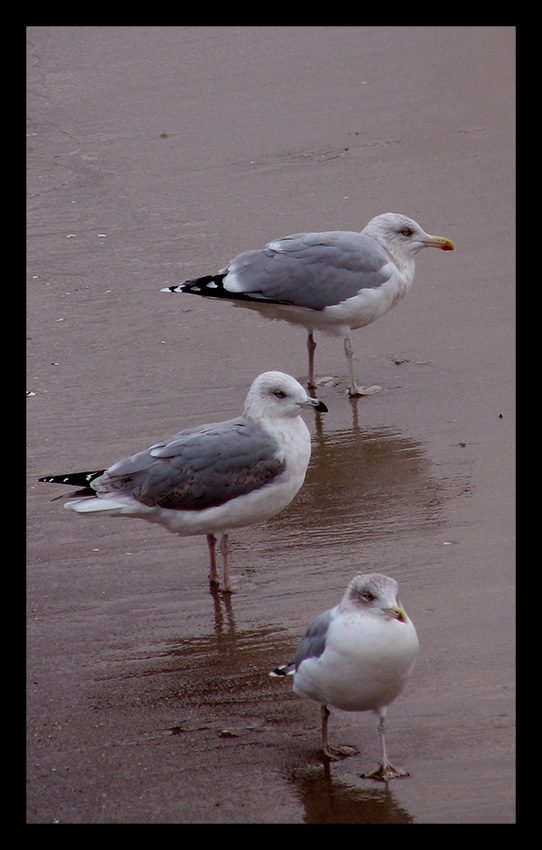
[161,274,290,306]
[269,663,295,678]
[38,470,105,487]
[161,275,226,297]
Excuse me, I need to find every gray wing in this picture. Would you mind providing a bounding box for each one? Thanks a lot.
[295,610,333,669]
[222,231,391,311]
[94,417,286,511]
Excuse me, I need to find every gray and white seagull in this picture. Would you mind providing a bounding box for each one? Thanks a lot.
[271,573,419,780]
[39,371,327,593]
[163,213,454,396]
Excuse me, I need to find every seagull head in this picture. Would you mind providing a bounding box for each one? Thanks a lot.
[363,213,455,264]
[342,573,410,623]
[244,371,328,422]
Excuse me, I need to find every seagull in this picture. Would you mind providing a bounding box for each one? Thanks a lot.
[270,573,419,780]
[38,371,327,593]
[162,213,454,396]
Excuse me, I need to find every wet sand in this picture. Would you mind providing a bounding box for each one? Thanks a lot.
[26,27,515,823]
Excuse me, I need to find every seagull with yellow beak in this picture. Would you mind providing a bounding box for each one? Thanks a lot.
[163,213,454,396]
[271,573,419,780]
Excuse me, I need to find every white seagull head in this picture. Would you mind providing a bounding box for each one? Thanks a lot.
[363,213,455,264]
[244,371,328,423]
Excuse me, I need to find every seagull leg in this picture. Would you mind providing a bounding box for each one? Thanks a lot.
[343,333,382,397]
[307,331,317,388]
[220,533,234,593]
[360,713,410,781]
[320,704,358,760]
[207,534,220,586]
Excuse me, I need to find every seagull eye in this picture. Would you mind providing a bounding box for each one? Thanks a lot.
[401,228,413,237]
[274,390,286,399]
[361,591,375,603]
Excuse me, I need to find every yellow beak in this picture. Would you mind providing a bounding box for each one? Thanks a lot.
[424,234,455,251]
[384,605,408,623]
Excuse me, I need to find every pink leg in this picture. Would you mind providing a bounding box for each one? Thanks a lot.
[307,331,317,387]
[344,333,382,397]
[207,534,219,585]
[360,711,409,781]
[320,703,358,760]
[321,704,330,749]
[220,533,233,592]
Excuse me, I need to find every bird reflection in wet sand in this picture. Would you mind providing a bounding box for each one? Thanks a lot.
[271,573,419,781]
[291,766,413,823]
